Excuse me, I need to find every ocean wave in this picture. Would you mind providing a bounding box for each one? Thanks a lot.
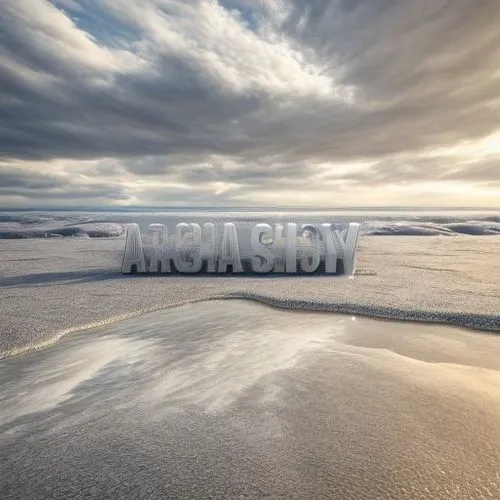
[0,211,499,238]
[365,224,452,236]
[442,222,500,235]
[0,223,125,239]
[2,293,498,360]
[364,221,500,236]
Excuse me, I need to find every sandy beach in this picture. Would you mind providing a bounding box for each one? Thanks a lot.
[1,300,500,499]
[1,214,499,499]
[1,234,499,359]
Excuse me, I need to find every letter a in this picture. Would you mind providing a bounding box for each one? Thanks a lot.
[121,223,147,273]
[218,223,243,273]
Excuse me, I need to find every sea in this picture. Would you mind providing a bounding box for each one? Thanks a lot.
[1,208,499,238]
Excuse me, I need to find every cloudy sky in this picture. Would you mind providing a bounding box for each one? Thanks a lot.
[1,0,499,208]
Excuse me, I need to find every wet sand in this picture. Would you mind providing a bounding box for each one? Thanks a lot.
[1,300,499,499]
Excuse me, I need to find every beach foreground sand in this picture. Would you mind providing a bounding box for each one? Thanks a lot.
[1,300,499,499]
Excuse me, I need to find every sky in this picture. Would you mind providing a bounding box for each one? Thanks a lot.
[1,0,499,209]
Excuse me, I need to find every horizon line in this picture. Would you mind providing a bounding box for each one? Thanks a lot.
[0,205,499,212]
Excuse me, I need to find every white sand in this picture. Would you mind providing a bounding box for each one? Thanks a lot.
[0,235,499,358]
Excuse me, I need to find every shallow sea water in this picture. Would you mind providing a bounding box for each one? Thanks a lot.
[1,300,499,499]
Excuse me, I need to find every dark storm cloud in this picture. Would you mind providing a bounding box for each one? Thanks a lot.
[0,170,62,190]
[178,160,312,184]
[0,168,127,201]
[0,0,499,205]
[278,0,500,151]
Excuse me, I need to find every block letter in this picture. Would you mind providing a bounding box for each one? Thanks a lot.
[251,223,275,273]
[299,224,320,273]
[202,223,217,273]
[121,223,146,273]
[218,223,243,273]
[148,223,171,273]
[319,223,338,273]
[174,223,203,273]
[334,223,361,275]
[285,223,297,273]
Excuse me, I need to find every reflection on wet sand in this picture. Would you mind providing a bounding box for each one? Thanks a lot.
[1,301,499,499]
